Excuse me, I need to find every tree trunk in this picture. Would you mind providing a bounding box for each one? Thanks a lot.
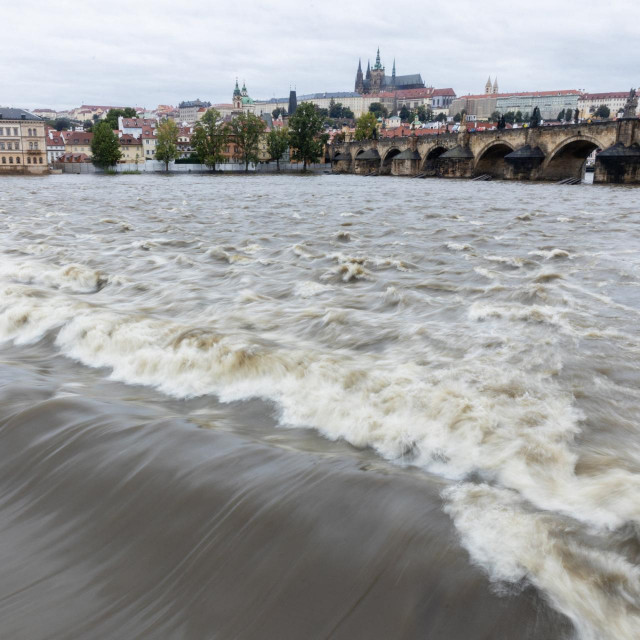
[165,160,169,172]
[276,158,280,172]
[303,159,307,172]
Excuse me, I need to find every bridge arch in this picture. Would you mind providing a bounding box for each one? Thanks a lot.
[542,135,603,181]
[380,148,402,175]
[421,146,448,176]
[473,140,515,178]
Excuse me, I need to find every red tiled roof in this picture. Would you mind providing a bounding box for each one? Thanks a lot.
[377,88,434,99]
[119,134,142,145]
[459,90,582,100]
[432,88,456,96]
[66,132,93,145]
[581,92,628,100]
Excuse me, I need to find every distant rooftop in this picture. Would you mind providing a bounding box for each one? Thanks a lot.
[0,107,42,121]
[178,99,212,109]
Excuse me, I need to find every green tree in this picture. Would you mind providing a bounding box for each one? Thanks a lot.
[354,112,378,141]
[91,121,122,169]
[287,102,327,171]
[565,109,573,122]
[435,112,447,123]
[368,102,388,119]
[155,119,179,171]
[490,110,501,122]
[515,110,523,124]
[54,117,72,131]
[229,112,267,172]
[453,112,461,123]
[415,105,432,122]
[557,108,566,121]
[104,108,137,130]
[594,105,610,119]
[574,108,580,123]
[342,106,355,119]
[83,119,93,132]
[503,111,516,124]
[530,107,541,128]
[272,107,287,120]
[192,108,228,170]
[267,127,289,171]
[522,112,531,123]
[399,105,411,121]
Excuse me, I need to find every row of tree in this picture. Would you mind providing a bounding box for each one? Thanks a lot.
[91,103,328,172]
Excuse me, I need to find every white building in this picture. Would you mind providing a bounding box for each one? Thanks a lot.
[578,91,640,119]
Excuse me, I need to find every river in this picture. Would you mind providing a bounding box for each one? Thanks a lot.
[0,173,639,639]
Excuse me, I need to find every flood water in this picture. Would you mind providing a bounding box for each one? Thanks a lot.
[1,173,639,639]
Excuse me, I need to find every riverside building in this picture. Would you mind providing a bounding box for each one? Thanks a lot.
[0,108,47,174]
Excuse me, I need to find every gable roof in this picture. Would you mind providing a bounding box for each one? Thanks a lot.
[0,108,42,121]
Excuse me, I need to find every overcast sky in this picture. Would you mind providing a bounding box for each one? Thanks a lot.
[4,0,639,110]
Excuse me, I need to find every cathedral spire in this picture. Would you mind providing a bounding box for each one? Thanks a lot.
[358,58,362,73]
[374,47,382,70]
[366,60,371,79]
[392,58,396,77]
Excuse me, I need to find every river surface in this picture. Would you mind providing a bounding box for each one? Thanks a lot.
[0,173,639,640]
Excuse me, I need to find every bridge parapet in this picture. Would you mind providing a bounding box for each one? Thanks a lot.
[330,119,640,183]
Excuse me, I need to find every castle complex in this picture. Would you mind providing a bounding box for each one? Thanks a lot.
[355,48,425,94]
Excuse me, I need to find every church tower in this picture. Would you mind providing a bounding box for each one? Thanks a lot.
[493,78,499,94]
[233,78,242,110]
[485,76,492,94]
[366,60,371,81]
[391,58,396,88]
[370,47,385,93]
[355,59,364,93]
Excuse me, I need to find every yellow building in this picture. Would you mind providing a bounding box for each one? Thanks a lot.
[63,131,93,156]
[0,108,48,174]
[118,134,145,164]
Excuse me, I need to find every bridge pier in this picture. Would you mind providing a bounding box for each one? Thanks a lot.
[437,146,474,178]
[594,118,640,184]
[391,150,421,176]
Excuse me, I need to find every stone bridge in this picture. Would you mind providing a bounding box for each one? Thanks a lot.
[331,118,640,184]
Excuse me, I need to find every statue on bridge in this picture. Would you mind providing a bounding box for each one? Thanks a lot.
[622,89,638,118]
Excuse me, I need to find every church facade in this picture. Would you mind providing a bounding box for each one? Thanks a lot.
[355,49,425,94]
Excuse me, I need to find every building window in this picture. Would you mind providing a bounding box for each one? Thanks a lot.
[9,157,13,164]
[34,142,38,149]
[13,128,18,136]
[39,157,43,164]
[7,142,11,150]
[29,142,33,150]
[16,157,20,164]
[14,141,18,150]
[28,128,32,136]
[0,143,4,150]
[1,157,4,163]
[27,157,31,164]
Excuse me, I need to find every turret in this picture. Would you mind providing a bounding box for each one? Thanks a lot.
[493,78,499,94]
[366,60,371,80]
[355,59,364,93]
[485,76,492,94]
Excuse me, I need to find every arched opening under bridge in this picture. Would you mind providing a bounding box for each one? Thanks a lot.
[542,138,601,182]
[380,148,402,175]
[422,146,447,176]
[474,142,514,178]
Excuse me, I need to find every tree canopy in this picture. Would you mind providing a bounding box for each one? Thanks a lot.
[53,117,72,131]
[368,102,388,119]
[594,105,610,119]
[287,102,327,170]
[272,107,288,120]
[192,109,228,170]
[104,108,137,130]
[155,119,179,171]
[267,127,289,171]
[329,100,355,120]
[530,107,541,128]
[399,105,411,121]
[229,112,267,171]
[354,112,379,141]
[91,121,122,169]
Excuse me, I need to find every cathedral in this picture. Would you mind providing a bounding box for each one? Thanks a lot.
[354,49,425,94]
